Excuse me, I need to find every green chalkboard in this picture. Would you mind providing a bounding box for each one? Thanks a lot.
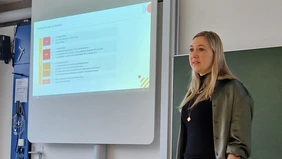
[172,47,282,159]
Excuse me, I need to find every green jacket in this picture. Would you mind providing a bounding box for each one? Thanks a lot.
[176,79,254,159]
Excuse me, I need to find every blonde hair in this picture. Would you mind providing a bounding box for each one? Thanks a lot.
[179,31,236,112]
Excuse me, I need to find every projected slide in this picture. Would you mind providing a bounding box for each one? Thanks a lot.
[33,2,152,96]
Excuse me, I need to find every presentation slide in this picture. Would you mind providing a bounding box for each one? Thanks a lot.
[32,2,152,96]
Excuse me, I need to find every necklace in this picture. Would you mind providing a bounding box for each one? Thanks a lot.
[187,109,192,122]
[187,87,204,122]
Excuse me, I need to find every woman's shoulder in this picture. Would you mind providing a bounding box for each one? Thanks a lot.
[218,78,252,98]
[222,78,244,87]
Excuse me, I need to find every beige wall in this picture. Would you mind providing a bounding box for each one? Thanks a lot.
[179,0,282,54]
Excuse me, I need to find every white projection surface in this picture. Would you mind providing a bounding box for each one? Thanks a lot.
[28,1,157,144]
[33,3,151,96]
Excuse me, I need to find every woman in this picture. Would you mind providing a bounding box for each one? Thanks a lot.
[176,31,254,159]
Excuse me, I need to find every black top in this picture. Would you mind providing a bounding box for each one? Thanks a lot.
[181,74,216,159]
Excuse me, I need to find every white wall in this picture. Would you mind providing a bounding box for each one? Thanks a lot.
[0,26,14,159]
[179,0,282,54]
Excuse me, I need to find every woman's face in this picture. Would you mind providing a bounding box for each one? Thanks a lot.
[189,36,214,76]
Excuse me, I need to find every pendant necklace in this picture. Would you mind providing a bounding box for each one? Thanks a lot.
[187,112,191,122]
[187,87,204,122]
[187,107,192,122]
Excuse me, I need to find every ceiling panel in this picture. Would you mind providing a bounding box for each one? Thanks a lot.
[0,0,31,26]
[0,0,24,5]
[0,0,31,13]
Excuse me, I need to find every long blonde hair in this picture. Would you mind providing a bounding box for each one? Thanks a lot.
[179,31,236,112]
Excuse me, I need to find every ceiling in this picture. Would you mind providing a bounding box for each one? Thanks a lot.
[0,0,24,5]
[0,0,31,12]
[0,0,31,26]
